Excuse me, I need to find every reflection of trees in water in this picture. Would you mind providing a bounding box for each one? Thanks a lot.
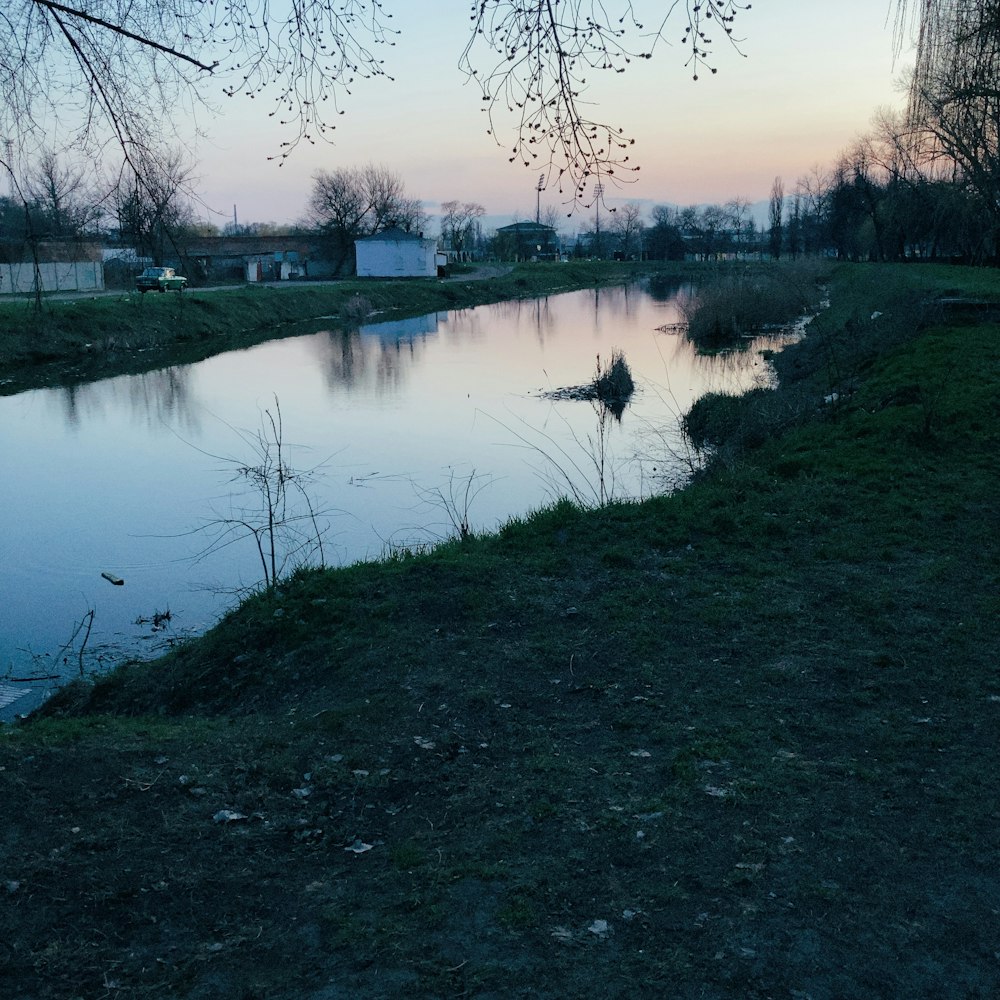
[57,365,197,432]
[127,368,197,430]
[311,320,436,397]
[315,329,366,391]
[590,284,642,323]
[652,326,794,400]
[473,296,558,345]
[485,285,650,347]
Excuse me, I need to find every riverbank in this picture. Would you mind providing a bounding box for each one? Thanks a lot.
[2,262,999,999]
[0,261,686,396]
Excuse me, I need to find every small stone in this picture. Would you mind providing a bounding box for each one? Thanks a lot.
[213,810,248,824]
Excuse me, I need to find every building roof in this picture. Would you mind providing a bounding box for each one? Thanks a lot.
[0,240,102,263]
[496,221,557,234]
[356,227,430,243]
[183,235,313,257]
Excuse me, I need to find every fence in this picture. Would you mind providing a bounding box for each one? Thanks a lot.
[0,260,105,294]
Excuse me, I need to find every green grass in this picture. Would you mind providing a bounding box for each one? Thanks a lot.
[1,261,999,998]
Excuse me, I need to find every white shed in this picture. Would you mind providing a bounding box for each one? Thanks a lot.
[355,227,439,278]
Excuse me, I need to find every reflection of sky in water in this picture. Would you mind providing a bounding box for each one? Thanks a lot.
[0,283,787,712]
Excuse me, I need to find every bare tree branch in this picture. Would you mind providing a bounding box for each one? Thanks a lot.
[3,1,754,211]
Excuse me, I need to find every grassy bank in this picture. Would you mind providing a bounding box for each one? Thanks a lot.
[1,262,999,999]
[0,261,678,396]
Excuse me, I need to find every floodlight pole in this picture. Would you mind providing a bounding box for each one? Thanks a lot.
[594,182,605,259]
[535,173,545,224]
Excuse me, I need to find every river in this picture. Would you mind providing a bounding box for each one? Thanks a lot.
[0,281,788,719]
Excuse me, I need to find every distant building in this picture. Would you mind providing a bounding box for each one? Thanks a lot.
[0,241,104,294]
[181,235,311,284]
[494,222,561,261]
[355,228,443,278]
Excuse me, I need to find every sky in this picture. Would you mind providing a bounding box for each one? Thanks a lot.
[187,2,913,230]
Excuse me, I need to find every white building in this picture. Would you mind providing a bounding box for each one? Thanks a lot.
[355,227,443,278]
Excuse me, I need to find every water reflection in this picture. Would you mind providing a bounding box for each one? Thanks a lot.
[308,313,444,396]
[361,313,442,342]
[56,364,199,433]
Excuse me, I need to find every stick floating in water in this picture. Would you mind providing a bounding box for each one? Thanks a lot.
[101,572,125,586]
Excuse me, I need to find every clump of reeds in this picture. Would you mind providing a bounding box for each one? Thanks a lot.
[681,263,826,351]
[591,349,635,406]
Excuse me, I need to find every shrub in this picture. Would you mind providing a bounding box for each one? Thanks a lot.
[683,386,796,457]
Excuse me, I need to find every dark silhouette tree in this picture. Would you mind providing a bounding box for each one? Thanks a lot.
[903,0,1000,256]
[112,149,197,265]
[609,202,645,258]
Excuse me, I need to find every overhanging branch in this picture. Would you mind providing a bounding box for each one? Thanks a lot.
[32,0,218,71]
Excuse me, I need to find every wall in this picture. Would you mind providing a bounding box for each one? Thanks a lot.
[356,238,437,278]
[0,261,105,294]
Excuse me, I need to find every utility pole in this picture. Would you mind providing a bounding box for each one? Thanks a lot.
[593,182,604,259]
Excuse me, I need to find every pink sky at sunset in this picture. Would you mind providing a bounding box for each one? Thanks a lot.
[191,2,910,228]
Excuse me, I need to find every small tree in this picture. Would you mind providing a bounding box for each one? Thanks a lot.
[25,151,102,239]
[610,202,645,258]
[726,196,752,256]
[197,399,330,592]
[112,149,197,264]
[439,201,486,259]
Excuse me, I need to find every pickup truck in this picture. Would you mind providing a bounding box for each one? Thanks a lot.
[135,266,187,293]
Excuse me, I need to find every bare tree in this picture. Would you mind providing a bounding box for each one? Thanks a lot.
[646,204,686,260]
[795,166,831,255]
[25,150,102,238]
[540,204,563,232]
[307,163,424,273]
[610,202,645,258]
[112,148,197,264]
[439,201,487,257]
[903,1,1000,249]
[699,204,731,259]
[726,196,752,255]
[768,176,784,259]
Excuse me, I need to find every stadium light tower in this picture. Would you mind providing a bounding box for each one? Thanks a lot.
[593,182,605,259]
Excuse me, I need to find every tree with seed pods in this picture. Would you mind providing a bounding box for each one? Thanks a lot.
[1,1,753,209]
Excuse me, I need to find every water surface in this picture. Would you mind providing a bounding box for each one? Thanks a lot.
[0,282,784,716]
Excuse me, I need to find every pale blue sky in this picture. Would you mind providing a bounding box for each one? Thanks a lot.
[191,2,910,228]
